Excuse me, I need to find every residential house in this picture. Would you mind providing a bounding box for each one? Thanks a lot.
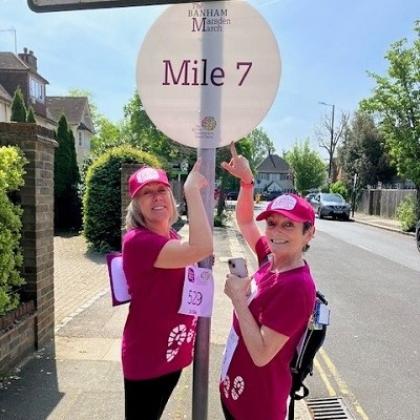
[0,83,12,122]
[255,154,294,193]
[46,96,94,167]
[0,48,55,129]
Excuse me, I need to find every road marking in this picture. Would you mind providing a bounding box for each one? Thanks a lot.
[316,348,370,420]
[314,357,337,397]
[319,349,351,396]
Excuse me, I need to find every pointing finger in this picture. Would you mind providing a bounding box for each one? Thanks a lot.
[230,142,238,159]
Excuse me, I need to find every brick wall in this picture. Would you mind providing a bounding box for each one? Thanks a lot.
[0,122,57,374]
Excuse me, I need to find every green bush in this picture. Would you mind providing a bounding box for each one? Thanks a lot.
[83,146,161,252]
[329,180,349,200]
[396,195,416,232]
[0,146,27,315]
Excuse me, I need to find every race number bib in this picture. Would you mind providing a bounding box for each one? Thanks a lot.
[220,326,239,380]
[178,266,214,318]
[220,277,258,380]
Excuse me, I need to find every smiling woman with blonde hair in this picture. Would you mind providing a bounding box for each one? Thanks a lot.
[121,161,212,420]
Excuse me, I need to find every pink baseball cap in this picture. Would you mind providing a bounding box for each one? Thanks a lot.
[128,167,170,198]
[256,193,315,225]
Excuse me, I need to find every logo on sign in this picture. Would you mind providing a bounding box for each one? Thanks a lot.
[201,116,217,131]
[188,4,231,33]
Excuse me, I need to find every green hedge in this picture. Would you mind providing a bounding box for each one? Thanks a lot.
[0,146,27,315]
[83,146,162,252]
[396,195,416,232]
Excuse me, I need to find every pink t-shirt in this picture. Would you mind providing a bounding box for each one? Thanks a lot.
[122,227,197,380]
[220,236,316,420]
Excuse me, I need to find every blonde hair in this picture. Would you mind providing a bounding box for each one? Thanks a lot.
[125,187,180,231]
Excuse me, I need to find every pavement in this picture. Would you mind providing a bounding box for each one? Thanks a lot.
[352,212,416,237]
[0,211,410,420]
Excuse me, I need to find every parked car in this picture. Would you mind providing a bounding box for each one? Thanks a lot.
[310,193,351,220]
[261,191,282,201]
[416,220,420,253]
[305,192,317,203]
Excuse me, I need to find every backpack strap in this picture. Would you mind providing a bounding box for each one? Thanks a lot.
[288,395,295,420]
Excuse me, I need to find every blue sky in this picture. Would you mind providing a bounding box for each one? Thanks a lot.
[0,0,418,156]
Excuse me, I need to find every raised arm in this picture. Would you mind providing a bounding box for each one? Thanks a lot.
[221,143,261,253]
[155,160,213,269]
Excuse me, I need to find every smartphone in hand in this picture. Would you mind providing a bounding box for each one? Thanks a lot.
[228,257,249,278]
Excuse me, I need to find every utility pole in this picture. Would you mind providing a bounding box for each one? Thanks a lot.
[319,101,335,183]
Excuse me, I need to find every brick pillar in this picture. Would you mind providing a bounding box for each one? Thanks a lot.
[0,122,57,347]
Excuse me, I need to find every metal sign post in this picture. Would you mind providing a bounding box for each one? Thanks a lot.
[193,148,215,420]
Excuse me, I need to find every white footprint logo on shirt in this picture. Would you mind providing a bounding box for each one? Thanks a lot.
[231,376,245,400]
[166,324,187,362]
[222,376,231,399]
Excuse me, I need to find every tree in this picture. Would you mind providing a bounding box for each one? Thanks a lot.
[91,115,123,156]
[247,127,275,168]
[214,138,254,223]
[10,87,27,122]
[338,112,395,188]
[316,109,348,182]
[121,91,196,170]
[360,21,420,218]
[285,140,326,194]
[54,115,82,230]
[26,106,36,123]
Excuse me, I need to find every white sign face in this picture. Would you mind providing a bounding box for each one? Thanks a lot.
[137,1,281,149]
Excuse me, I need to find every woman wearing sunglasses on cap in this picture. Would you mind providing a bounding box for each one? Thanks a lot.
[219,143,316,420]
[122,160,212,420]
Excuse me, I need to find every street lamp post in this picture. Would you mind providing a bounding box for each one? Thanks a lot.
[319,101,335,183]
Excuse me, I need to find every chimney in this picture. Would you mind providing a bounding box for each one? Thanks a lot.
[18,48,38,72]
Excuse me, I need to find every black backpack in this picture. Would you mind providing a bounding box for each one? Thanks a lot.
[288,291,329,420]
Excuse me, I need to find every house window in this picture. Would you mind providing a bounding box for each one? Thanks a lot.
[78,132,82,146]
[29,77,45,103]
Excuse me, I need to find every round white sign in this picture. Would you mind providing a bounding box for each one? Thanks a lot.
[137,1,281,149]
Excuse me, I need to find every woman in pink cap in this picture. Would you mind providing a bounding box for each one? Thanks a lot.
[220,144,316,420]
[122,160,212,420]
